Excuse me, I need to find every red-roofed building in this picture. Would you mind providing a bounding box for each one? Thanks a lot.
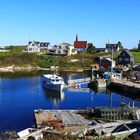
[74,34,88,51]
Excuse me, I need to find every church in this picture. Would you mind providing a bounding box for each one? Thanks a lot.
[74,34,88,52]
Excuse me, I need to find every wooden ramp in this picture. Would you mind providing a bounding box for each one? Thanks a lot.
[34,110,92,129]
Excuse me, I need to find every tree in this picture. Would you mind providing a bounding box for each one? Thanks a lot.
[87,43,96,54]
[9,46,23,54]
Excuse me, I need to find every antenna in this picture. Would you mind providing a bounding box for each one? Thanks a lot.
[108,39,110,44]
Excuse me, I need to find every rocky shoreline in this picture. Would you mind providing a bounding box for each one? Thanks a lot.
[0,65,42,72]
[0,65,89,73]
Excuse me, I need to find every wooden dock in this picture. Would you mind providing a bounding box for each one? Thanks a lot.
[108,79,140,96]
[112,79,140,88]
[34,110,92,132]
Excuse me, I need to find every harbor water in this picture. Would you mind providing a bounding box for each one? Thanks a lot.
[0,72,140,132]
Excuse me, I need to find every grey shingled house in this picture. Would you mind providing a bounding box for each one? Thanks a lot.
[117,49,135,65]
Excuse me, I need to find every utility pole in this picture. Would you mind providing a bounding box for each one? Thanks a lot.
[108,40,113,80]
[111,45,113,79]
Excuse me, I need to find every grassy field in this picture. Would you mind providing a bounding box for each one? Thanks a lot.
[0,50,140,69]
[57,52,94,69]
[0,52,55,67]
[130,51,140,63]
[0,51,96,69]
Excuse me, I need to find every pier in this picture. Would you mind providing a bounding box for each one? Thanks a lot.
[108,79,140,95]
[112,79,140,88]
[34,110,92,132]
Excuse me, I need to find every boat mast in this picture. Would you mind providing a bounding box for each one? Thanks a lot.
[108,39,113,79]
[111,43,113,78]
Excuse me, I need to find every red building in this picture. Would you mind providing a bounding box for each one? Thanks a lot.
[74,35,88,51]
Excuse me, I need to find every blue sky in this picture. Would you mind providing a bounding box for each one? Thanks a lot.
[0,0,140,48]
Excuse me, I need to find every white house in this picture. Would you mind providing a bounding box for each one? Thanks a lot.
[105,41,123,52]
[27,41,50,53]
[27,41,40,52]
[54,42,77,56]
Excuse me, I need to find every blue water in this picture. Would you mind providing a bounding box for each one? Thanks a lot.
[0,74,140,132]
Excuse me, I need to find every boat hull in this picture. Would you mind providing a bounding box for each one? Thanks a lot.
[42,82,64,92]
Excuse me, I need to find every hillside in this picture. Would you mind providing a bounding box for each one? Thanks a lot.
[130,51,140,63]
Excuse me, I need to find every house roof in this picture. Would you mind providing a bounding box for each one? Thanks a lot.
[29,41,40,48]
[28,41,50,48]
[59,42,72,46]
[74,41,87,48]
[119,49,134,58]
[106,44,119,49]
[40,42,50,47]
[123,49,134,57]
[106,42,123,50]
[74,34,87,48]
[105,57,115,62]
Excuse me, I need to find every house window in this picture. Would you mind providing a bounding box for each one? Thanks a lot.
[119,58,122,61]
[29,48,32,51]
[124,58,129,61]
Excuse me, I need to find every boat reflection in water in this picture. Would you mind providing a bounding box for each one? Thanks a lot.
[42,87,65,109]
[91,87,107,94]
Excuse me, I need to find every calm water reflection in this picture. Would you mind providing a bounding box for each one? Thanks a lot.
[0,73,140,131]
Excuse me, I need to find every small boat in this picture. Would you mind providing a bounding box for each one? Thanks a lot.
[68,77,90,88]
[41,74,65,92]
[17,128,37,138]
[85,121,140,140]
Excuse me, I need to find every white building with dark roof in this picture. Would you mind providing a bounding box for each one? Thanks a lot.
[54,42,77,56]
[106,41,123,52]
[27,41,50,53]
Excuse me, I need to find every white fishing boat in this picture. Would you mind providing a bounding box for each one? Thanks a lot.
[41,74,65,92]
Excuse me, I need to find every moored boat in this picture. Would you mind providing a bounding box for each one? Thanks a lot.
[41,74,65,92]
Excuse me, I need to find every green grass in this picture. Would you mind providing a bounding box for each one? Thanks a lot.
[0,52,55,67]
[130,51,140,63]
[1,50,140,69]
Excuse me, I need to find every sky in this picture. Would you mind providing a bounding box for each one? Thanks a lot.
[0,0,140,48]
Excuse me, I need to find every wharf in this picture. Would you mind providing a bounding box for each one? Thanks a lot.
[108,79,140,95]
[112,79,140,88]
[34,110,92,132]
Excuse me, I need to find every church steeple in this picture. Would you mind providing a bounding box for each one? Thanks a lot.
[76,34,78,41]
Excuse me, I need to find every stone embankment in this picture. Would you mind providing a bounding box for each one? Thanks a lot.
[0,65,52,72]
[0,65,90,72]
